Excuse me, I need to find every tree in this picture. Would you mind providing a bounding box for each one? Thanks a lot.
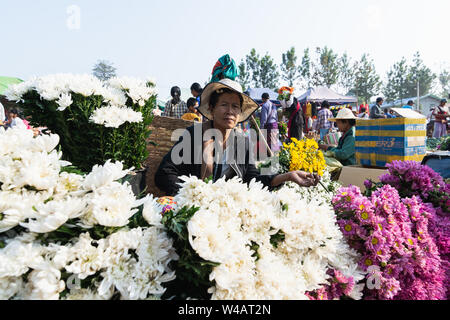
[259,53,279,90]
[310,46,339,88]
[238,60,251,91]
[92,60,117,81]
[240,49,279,90]
[383,57,409,103]
[439,68,450,98]
[299,48,312,89]
[405,52,436,98]
[338,53,355,95]
[280,47,300,87]
[245,49,261,87]
[353,54,382,104]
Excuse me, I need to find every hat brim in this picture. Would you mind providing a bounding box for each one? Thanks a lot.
[329,116,357,122]
[198,82,260,123]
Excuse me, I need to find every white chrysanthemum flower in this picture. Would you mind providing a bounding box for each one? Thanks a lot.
[0,189,52,232]
[56,93,73,111]
[107,76,156,106]
[0,276,23,300]
[54,172,85,197]
[136,227,178,271]
[0,239,45,278]
[89,181,138,227]
[20,197,88,233]
[19,266,65,300]
[142,195,165,227]
[89,105,142,128]
[82,160,130,190]
[104,227,143,255]
[98,86,128,106]
[64,233,108,279]
[4,80,35,102]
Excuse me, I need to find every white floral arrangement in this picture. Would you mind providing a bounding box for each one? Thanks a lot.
[0,127,177,300]
[4,74,158,172]
[89,105,143,128]
[160,176,365,300]
[4,74,158,128]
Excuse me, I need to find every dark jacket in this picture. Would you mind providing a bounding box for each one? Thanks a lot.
[155,121,278,196]
[286,97,305,139]
[370,104,385,119]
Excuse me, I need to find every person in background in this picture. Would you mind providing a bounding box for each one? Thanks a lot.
[181,98,202,122]
[7,109,27,129]
[358,105,369,119]
[370,97,387,119]
[402,100,414,110]
[162,86,187,119]
[433,99,449,138]
[260,92,279,153]
[317,100,333,140]
[319,108,357,166]
[386,108,397,118]
[190,82,203,106]
[285,95,304,140]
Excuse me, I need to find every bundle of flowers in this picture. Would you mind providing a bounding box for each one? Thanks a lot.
[282,169,341,206]
[277,86,294,104]
[5,74,157,172]
[278,121,288,140]
[365,160,450,299]
[0,127,177,300]
[279,137,326,176]
[332,184,447,300]
[157,176,365,300]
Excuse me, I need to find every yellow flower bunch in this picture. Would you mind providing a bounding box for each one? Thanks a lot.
[282,137,326,176]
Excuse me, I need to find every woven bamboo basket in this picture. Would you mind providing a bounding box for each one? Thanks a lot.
[145,116,195,197]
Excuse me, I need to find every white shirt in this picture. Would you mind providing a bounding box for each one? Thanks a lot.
[11,117,26,129]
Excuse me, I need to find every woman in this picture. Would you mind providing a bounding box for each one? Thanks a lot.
[7,109,27,129]
[190,82,203,106]
[358,105,369,119]
[433,99,449,138]
[155,79,320,196]
[319,108,356,166]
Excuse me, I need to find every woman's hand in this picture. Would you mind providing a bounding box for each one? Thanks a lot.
[318,144,329,151]
[271,171,320,188]
[289,171,320,187]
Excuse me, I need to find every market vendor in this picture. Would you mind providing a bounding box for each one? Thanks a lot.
[318,108,356,166]
[155,78,320,196]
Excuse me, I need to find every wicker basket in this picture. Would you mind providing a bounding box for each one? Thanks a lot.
[145,116,195,197]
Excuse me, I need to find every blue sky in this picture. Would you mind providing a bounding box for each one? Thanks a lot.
[1,0,449,99]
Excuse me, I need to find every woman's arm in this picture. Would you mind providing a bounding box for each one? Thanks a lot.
[328,135,355,162]
[270,171,319,187]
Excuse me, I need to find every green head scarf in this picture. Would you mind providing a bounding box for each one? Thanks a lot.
[211,54,240,83]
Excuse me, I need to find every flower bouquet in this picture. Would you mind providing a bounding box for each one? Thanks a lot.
[0,127,177,300]
[364,160,450,299]
[5,74,157,172]
[277,86,294,102]
[333,182,447,300]
[279,137,326,176]
[158,176,364,300]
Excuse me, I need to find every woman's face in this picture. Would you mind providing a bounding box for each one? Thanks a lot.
[210,93,241,130]
[336,119,350,132]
